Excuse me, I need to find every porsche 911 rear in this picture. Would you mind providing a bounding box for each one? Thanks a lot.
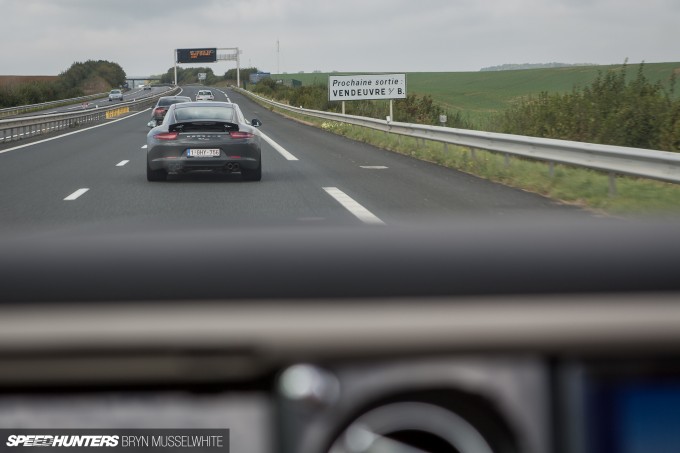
[147,121,262,181]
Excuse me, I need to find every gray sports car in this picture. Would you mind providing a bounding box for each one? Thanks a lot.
[146,102,263,182]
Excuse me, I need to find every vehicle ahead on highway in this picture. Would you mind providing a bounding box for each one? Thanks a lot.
[150,95,192,125]
[108,89,123,101]
[195,89,215,101]
[146,101,263,182]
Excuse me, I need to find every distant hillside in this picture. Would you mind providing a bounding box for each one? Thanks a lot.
[480,63,596,71]
[0,60,126,108]
[0,75,59,87]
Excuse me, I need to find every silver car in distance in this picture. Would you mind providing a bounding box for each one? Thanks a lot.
[146,102,263,182]
[108,89,124,101]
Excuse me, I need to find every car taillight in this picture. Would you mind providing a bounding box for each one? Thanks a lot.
[229,131,254,139]
[154,132,178,140]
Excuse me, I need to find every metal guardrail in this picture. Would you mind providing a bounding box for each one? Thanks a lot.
[239,88,680,187]
[0,92,110,118]
[0,87,179,144]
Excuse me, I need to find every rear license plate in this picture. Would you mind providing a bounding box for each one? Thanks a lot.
[187,149,220,157]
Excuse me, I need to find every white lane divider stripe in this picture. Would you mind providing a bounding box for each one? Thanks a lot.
[323,187,385,225]
[360,166,389,169]
[260,133,299,161]
[116,160,130,167]
[64,188,89,201]
[141,145,148,149]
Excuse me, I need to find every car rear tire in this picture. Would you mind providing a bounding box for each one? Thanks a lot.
[242,162,262,181]
[147,162,166,182]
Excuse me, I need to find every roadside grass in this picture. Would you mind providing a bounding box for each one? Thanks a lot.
[253,98,680,215]
[344,124,680,214]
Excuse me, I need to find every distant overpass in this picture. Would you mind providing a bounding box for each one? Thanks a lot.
[126,76,164,87]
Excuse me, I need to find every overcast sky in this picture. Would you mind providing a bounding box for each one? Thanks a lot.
[1,0,678,77]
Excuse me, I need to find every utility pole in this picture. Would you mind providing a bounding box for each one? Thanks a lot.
[173,49,178,85]
[237,49,241,88]
[277,39,280,74]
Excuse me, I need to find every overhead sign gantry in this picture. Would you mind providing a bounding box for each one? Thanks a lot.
[173,47,241,86]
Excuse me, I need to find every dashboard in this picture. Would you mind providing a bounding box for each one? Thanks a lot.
[1,217,680,452]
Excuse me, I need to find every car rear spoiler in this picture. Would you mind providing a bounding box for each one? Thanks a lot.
[169,121,239,133]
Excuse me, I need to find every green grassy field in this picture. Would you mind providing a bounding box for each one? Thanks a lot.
[273,62,680,125]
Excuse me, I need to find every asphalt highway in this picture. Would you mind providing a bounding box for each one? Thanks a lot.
[0,85,588,234]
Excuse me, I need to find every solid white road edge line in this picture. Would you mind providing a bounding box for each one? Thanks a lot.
[64,188,89,201]
[0,108,152,155]
[323,187,385,226]
[260,133,299,161]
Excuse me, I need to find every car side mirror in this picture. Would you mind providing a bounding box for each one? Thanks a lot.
[251,119,262,128]
[147,120,156,128]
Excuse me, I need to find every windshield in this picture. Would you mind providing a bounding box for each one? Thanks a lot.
[1,2,679,453]
[0,2,677,229]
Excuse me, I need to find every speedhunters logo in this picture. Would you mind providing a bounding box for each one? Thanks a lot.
[6,436,118,447]
[0,430,229,452]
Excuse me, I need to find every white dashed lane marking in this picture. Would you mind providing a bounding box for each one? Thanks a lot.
[260,133,298,161]
[323,187,385,226]
[64,188,89,201]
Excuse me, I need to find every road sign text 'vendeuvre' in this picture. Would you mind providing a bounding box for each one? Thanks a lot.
[329,74,407,101]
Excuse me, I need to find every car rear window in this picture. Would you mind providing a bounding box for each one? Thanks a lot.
[158,98,190,107]
[174,106,235,122]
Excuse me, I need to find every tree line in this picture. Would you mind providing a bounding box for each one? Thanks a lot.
[157,67,260,86]
[0,60,126,108]
[498,63,680,151]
